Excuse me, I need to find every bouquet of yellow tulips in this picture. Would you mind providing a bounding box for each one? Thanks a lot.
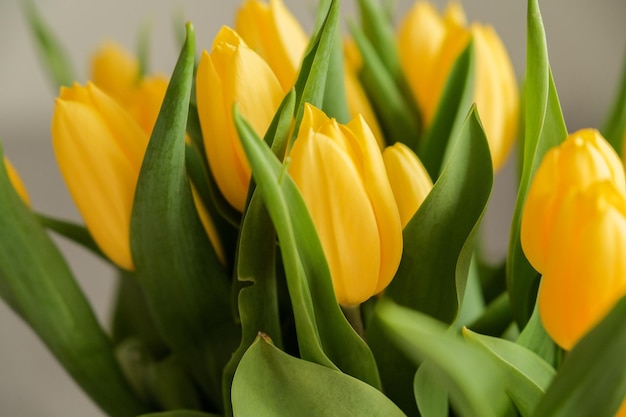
[2,0,626,416]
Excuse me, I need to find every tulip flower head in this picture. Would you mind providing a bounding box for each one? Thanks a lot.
[3,157,30,205]
[197,26,284,212]
[397,1,518,171]
[382,142,433,227]
[521,129,626,351]
[288,104,403,306]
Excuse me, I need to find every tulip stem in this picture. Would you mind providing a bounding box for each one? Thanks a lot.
[341,305,365,339]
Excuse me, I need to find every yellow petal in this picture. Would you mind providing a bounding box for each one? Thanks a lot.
[539,181,626,350]
[190,184,226,266]
[90,42,139,106]
[383,142,433,227]
[126,75,169,136]
[52,83,148,270]
[3,157,30,205]
[289,130,380,306]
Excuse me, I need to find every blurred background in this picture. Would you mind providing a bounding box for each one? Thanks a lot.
[0,0,624,415]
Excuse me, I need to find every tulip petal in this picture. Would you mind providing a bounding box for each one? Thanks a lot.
[3,158,30,205]
[90,42,139,105]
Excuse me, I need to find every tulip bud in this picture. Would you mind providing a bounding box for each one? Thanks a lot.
[91,42,140,107]
[235,0,308,91]
[382,142,433,227]
[3,157,30,205]
[196,26,284,212]
[397,1,518,171]
[538,180,626,350]
[521,129,625,274]
[288,104,403,306]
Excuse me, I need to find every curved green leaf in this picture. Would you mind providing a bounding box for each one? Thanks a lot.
[463,328,555,416]
[0,147,148,417]
[532,296,626,417]
[130,23,235,410]
[231,335,406,417]
[37,214,105,261]
[386,108,493,324]
[506,0,567,326]
[602,47,626,154]
[234,106,381,388]
[516,304,563,368]
[413,361,448,417]
[374,299,513,417]
[418,41,475,179]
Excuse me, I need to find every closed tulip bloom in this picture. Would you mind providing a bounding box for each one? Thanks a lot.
[52,83,148,271]
[3,158,30,205]
[397,1,518,171]
[196,26,284,212]
[289,104,403,306]
[235,0,308,91]
[382,142,433,227]
[521,129,625,273]
[538,180,626,350]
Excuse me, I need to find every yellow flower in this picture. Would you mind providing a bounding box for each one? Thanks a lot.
[196,26,284,212]
[397,1,518,171]
[52,83,148,271]
[382,142,433,227]
[235,0,308,91]
[3,157,30,205]
[521,129,625,274]
[288,104,403,306]
[538,180,626,350]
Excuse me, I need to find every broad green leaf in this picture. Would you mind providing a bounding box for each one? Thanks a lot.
[385,108,493,324]
[0,147,148,417]
[602,48,626,154]
[506,0,567,326]
[516,304,563,368]
[23,0,75,88]
[467,292,513,337]
[137,412,220,417]
[463,328,555,417]
[37,214,105,261]
[374,299,513,417]
[414,361,448,417]
[231,335,406,417]
[350,22,420,150]
[234,107,381,388]
[130,24,236,410]
[418,41,475,179]
[532,296,626,417]
[292,0,341,138]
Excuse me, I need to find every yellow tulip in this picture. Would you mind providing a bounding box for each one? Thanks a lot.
[235,0,308,91]
[538,180,626,350]
[3,157,30,205]
[52,82,148,271]
[288,104,403,306]
[397,1,518,171]
[521,129,625,274]
[382,142,433,227]
[196,26,284,212]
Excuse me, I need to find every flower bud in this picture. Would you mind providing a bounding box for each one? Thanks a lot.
[538,180,626,350]
[288,104,403,306]
[3,157,30,205]
[521,129,625,273]
[196,26,284,212]
[52,83,148,270]
[382,142,433,227]
[397,1,518,171]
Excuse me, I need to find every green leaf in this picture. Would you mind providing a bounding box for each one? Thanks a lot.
[23,0,75,89]
[292,0,341,139]
[516,304,563,368]
[463,328,555,417]
[0,147,148,417]
[374,299,513,417]
[234,106,381,388]
[136,20,152,80]
[231,335,406,417]
[413,361,449,417]
[385,108,493,324]
[506,0,567,326]
[350,22,420,150]
[602,47,626,154]
[130,23,236,411]
[37,214,105,261]
[467,292,513,338]
[418,41,475,179]
[137,412,220,417]
[532,296,626,417]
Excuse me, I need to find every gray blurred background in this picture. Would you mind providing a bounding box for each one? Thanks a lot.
[0,0,624,415]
